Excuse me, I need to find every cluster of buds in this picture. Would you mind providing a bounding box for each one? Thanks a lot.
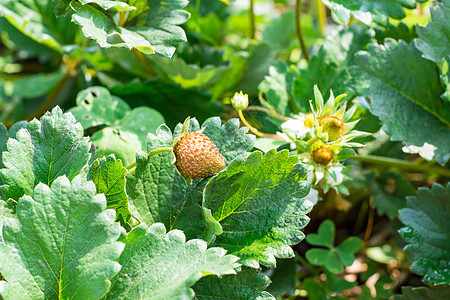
[277,86,369,198]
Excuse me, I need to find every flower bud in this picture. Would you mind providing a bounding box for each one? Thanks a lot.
[231,91,249,110]
[312,146,333,165]
[318,115,344,142]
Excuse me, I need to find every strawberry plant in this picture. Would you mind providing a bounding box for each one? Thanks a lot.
[1,0,449,299]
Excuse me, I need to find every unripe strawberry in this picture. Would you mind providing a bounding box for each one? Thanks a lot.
[312,146,333,165]
[318,115,344,142]
[174,132,225,179]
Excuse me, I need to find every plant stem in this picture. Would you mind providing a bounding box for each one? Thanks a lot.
[132,49,157,77]
[246,106,291,121]
[295,0,310,61]
[249,0,256,39]
[316,0,327,35]
[353,154,450,177]
[119,11,127,27]
[195,0,201,17]
[238,110,285,140]
[125,147,174,171]
[364,198,374,245]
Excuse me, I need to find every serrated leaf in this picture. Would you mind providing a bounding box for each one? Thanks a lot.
[259,60,299,116]
[193,267,274,300]
[0,121,28,184]
[126,124,205,240]
[398,183,450,284]
[89,154,131,225]
[104,223,240,299]
[203,149,311,268]
[69,87,164,165]
[349,39,450,165]
[261,26,373,115]
[0,201,15,243]
[0,175,125,299]
[371,172,416,219]
[323,0,425,26]
[395,284,450,300]
[415,0,450,64]
[71,0,189,57]
[1,106,92,201]
[200,117,256,164]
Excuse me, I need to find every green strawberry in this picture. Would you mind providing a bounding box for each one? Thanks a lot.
[174,132,225,179]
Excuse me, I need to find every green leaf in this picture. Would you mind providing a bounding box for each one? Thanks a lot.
[371,172,416,219]
[349,39,450,165]
[0,1,62,52]
[398,183,450,284]
[259,60,299,116]
[0,201,15,243]
[69,87,164,165]
[261,26,373,115]
[306,248,344,274]
[89,154,131,225]
[306,219,335,248]
[0,121,28,181]
[266,257,297,297]
[395,284,450,300]
[336,237,361,266]
[323,0,425,26]
[199,117,256,165]
[110,79,222,128]
[126,124,205,240]
[0,175,125,299]
[150,56,231,90]
[1,106,92,202]
[298,25,374,103]
[234,43,278,96]
[415,0,450,64]
[305,220,360,274]
[78,0,137,11]
[193,267,274,299]
[1,70,65,100]
[253,138,287,153]
[203,149,312,268]
[104,223,240,299]
[71,0,190,57]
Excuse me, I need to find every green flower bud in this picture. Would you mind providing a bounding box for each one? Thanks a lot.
[318,115,344,142]
[231,91,249,110]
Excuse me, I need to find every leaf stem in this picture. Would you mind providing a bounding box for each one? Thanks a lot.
[316,0,327,35]
[125,147,174,171]
[238,110,284,140]
[295,0,310,61]
[132,49,157,77]
[249,0,256,39]
[119,11,127,27]
[363,198,374,245]
[353,154,450,177]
